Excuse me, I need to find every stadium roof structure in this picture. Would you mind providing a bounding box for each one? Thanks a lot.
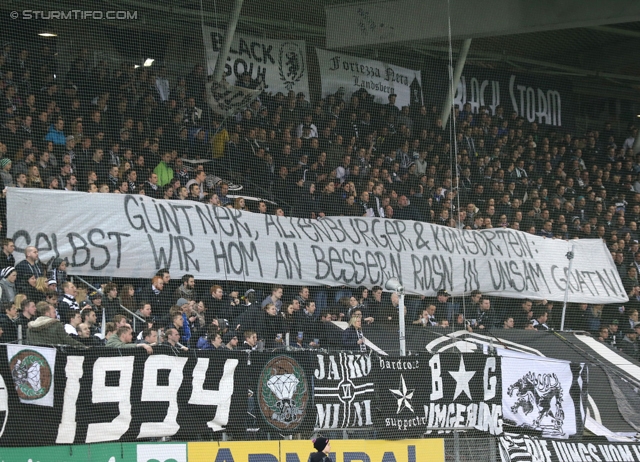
[3,0,640,102]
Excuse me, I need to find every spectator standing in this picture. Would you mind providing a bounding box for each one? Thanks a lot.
[261,285,284,313]
[0,239,15,271]
[15,246,43,293]
[0,302,19,342]
[0,266,17,304]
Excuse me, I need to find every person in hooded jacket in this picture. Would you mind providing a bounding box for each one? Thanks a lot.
[27,301,85,347]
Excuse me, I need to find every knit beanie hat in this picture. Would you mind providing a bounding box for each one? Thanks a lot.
[0,158,11,168]
[313,437,329,452]
[0,266,15,279]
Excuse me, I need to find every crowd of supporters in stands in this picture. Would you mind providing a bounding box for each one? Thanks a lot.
[0,44,638,359]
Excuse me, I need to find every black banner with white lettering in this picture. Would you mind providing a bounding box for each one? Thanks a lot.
[373,353,503,438]
[0,345,251,447]
[312,351,376,431]
[423,63,576,130]
[499,434,640,462]
[0,345,592,446]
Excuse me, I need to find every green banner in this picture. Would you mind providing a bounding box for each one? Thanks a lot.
[0,442,187,462]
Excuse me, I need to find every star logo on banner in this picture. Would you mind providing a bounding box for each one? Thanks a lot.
[448,356,476,400]
[389,374,415,414]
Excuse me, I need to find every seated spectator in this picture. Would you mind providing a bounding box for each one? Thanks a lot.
[26,300,85,347]
[197,325,225,350]
[81,307,101,338]
[531,309,550,331]
[597,326,610,344]
[343,295,372,324]
[104,322,118,341]
[618,324,639,360]
[342,313,367,352]
[281,302,297,335]
[413,305,438,327]
[224,330,239,350]
[608,319,622,347]
[106,325,153,353]
[452,312,473,332]
[242,330,258,350]
[64,310,82,337]
[163,327,188,351]
[76,323,103,346]
[167,309,191,346]
[139,327,158,345]
[112,314,129,329]
[378,292,402,327]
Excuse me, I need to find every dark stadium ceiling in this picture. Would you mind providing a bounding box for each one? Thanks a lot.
[3,0,640,100]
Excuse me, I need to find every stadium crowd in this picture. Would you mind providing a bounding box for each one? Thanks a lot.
[0,44,638,359]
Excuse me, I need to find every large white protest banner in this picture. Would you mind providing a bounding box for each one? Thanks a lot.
[7,189,626,303]
[203,26,309,97]
[315,48,423,108]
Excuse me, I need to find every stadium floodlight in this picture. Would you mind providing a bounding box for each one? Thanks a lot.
[38,32,57,37]
[385,277,404,294]
[385,277,406,356]
[143,58,155,67]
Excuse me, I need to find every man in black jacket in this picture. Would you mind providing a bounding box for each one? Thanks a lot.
[205,284,228,324]
[318,311,342,348]
[0,239,15,270]
[15,246,43,293]
[310,437,333,462]
[618,324,639,360]
[0,302,19,342]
